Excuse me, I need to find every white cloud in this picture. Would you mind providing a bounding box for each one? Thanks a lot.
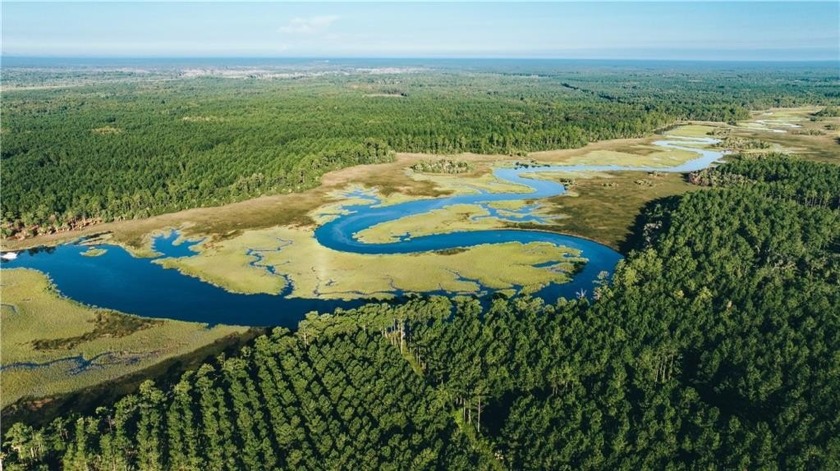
[279,15,339,35]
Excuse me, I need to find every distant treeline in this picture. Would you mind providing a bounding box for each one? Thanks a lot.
[3,155,838,469]
[2,67,838,237]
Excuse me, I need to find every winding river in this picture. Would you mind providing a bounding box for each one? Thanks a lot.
[1,137,723,327]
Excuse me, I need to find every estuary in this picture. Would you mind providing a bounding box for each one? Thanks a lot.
[1,137,723,327]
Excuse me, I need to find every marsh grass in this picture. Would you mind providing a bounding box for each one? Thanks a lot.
[356,204,501,243]
[529,172,701,249]
[732,107,840,164]
[2,329,259,428]
[30,312,161,350]
[159,226,585,300]
[4,110,835,256]
[0,269,247,407]
[666,124,717,138]
[80,247,107,257]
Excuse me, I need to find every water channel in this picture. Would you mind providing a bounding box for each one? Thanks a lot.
[1,137,722,327]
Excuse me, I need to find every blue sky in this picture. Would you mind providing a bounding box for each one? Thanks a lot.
[2,2,838,60]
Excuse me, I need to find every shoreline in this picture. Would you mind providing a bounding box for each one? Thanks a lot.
[0,129,689,253]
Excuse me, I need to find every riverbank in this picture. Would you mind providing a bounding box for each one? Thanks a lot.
[1,133,716,326]
[3,112,833,422]
[11,106,832,258]
[0,128,696,255]
[0,269,250,408]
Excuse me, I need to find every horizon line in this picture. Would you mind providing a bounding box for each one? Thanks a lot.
[3,55,838,63]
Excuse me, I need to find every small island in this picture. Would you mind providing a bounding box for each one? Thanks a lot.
[81,247,108,257]
[410,159,472,174]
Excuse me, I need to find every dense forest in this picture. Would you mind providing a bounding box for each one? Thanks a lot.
[4,154,838,469]
[2,64,838,237]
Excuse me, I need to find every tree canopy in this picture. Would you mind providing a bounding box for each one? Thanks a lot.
[3,64,837,237]
[3,154,838,469]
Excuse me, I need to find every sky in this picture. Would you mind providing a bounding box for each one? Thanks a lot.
[2,2,838,61]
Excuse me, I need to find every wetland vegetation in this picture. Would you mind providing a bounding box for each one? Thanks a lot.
[0,269,249,409]
[2,61,838,240]
[410,159,473,174]
[3,154,838,469]
[2,59,839,469]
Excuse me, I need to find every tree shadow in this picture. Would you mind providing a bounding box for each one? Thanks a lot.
[617,194,684,254]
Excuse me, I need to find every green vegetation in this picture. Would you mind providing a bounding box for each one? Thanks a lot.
[2,62,839,468]
[662,124,717,138]
[410,159,473,174]
[532,144,700,167]
[4,155,838,469]
[408,169,531,196]
[3,64,837,239]
[356,204,503,243]
[731,107,840,164]
[714,136,771,151]
[689,153,840,208]
[0,269,249,408]
[528,171,701,248]
[156,225,584,299]
[79,248,106,257]
[29,312,161,351]
[813,105,840,118]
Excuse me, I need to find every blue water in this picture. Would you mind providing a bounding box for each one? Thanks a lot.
[3,237,371,327]
[1,138,723,327]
